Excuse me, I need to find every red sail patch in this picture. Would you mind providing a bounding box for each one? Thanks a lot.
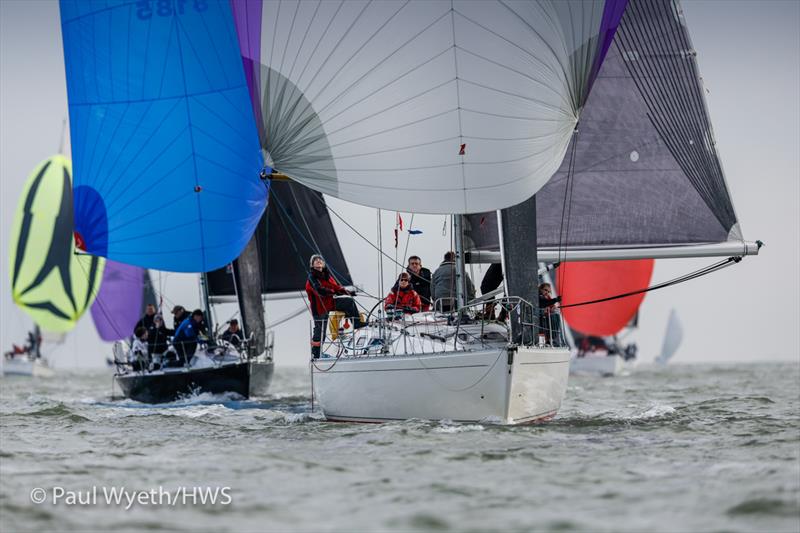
[558,259,655,337]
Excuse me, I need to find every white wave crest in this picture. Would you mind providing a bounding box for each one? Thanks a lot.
[632,404,676,420]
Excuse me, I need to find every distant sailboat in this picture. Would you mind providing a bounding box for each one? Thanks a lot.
[6,155,104,377]
[59,0,272,402]
[560,260,654,376]
[656,309,683,365]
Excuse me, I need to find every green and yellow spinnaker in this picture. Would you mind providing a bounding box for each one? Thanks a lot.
[8,155,104,333]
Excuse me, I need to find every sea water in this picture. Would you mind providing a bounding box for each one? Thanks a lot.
[1,362,798,532]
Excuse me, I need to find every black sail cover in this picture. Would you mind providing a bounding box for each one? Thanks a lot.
[465,0,742,253]
[207,181,352,298]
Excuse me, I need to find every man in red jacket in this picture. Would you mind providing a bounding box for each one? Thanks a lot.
[305,254,364,358]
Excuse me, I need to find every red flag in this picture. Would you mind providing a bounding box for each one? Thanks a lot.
[397,213,404,231]
[459,143,466,155]
[73,231,86,251]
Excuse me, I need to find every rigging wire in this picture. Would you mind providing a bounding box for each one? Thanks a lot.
[555,125,580,294]
[311,193,415,282]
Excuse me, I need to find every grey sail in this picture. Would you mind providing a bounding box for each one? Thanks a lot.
[465,0,753,260]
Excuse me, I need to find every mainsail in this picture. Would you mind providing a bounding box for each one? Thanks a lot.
[464,0,757,261]
[59,0,267,273]
[8,156,104,333]
[241,0,627,213]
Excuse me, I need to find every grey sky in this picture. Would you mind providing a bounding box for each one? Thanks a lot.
[1,0,798,368]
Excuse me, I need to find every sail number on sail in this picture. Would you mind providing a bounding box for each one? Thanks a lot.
[136,0,209,19]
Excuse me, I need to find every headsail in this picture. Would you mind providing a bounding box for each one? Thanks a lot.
[245,0,625,213]
[8,156,104,333]
[464,0,755,260]
[59,0,266,272]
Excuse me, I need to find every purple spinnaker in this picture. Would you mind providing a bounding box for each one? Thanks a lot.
[91,261,144,341]
[587,0,629,92]
[231,0,264,138]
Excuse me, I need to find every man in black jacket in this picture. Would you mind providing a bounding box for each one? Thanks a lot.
[171,305,190,331]
[220,319,244,348]
[134,304,157,336]
[406,255,432,311]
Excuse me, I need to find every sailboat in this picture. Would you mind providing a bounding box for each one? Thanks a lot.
[59,1,274,402]
[559,260,654,376]
[235,0,647,424]
[243,0,759,423]
[462,0,761,385]
[656,309,683,365]
[6,155,104,377]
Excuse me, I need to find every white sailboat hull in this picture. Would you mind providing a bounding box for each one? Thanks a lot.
[569,354,626,377]
[2,358,54,378]
[312,346,570,424]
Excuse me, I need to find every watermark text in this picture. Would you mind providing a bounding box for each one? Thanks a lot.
[30,486,231,509]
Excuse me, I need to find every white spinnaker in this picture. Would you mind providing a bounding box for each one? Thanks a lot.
[257,0,611,213]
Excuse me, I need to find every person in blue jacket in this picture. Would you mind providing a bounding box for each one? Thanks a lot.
[172,309,206,365]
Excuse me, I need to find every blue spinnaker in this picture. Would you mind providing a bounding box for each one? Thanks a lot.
[60,0,266,272]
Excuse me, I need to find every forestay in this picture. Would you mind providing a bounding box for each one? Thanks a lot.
[465,0,747,254]
[59,0,266,272]
[249,0,626,213]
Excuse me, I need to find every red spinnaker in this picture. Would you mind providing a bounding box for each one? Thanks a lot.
[558,260,654,337]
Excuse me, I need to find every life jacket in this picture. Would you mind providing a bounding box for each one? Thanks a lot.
[305,268,346,316]
[385,286,421,313]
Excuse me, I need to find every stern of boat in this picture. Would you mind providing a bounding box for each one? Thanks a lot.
[506,345,571,424]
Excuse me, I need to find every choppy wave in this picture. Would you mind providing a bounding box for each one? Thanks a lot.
[1,363,798,532]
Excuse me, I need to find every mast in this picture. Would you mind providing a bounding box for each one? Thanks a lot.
[500,194,539,345]
[200,272,214,335]
[453,214,466,309]
[231,233,266,356]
